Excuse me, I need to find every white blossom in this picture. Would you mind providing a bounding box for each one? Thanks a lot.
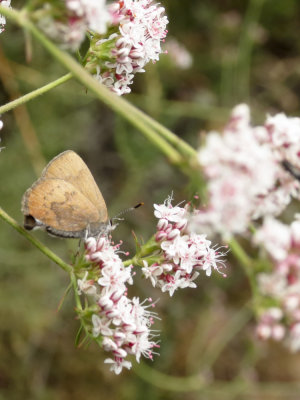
[194,104,300,237]
[142,198,227,296]
[92,0,168,95]
[81,235,159,374]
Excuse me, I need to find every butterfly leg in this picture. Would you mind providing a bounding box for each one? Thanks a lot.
[72,238,82,264]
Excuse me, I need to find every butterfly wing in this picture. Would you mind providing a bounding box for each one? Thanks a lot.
[41,150,108,223]
[22,178,102,237]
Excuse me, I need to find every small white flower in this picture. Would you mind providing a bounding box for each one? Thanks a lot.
[92,314,113,337]
[254,217,291,261]
[77,277,97,296]
[104,358,132,375]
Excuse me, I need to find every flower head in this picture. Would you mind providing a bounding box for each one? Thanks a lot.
[78,235,159,374]
[195,104,300,237]
[142,197,227,296]
[36,0,111,50]
[86,0,168,95]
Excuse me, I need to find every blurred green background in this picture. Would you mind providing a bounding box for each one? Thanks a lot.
[1,0,300,399]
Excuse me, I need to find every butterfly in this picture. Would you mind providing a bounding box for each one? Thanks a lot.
[21,150,109,238]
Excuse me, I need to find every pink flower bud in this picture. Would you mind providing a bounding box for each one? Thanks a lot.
[256,324,272,340]
[114,331,126,341]
[113,348,127,358]
[102,337,118,351]
[98,297,113,310]
[157,218,168,231]
[106,309,120,319]
[272,324,285,341]
[85,237,96,252]
[155,231,167,242]
[111,289,125,302]
[167,228,180,240]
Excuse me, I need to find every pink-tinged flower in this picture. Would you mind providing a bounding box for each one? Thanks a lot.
[253,217,291,262]
[195,104,300,237]
[254,216,300,352]
[104,357,132,375]
[37,0,110,51]
[87,0,168,95]
[142,197,227,296]
[92,314,113,337]
[78,235,159,374]
[66,0,109,34]
[0,0,11,34]
[77,271,97,296]
[265,113,300,168]
[154,196,187,223]
[164,38,193,69]
[256,308,285,341]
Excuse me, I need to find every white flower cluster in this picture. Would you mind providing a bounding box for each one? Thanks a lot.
[93,0,168,95]
[194,104,300,237]
[254,216,300,352]
[80,236,159,375]
[0,0,11,34]
[142,196,227,296]
[39,0,110,51]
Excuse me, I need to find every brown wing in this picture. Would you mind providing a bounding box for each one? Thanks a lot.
[40,150,108,222]
[22,178,101,233]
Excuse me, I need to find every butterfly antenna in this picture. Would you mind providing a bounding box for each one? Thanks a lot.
[111,202,144,222]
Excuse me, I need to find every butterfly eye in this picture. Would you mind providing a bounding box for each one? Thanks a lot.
[24,215,43,230]
[24,215,36,230]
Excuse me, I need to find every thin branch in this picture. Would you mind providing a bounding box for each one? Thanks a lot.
[0,206,73,274]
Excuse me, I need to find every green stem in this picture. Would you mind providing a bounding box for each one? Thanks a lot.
[70,270,83,310]
[228,237,257,297]
[133,362,206,391]
[123,257,138,267]
[236,0,266,100]
[229,237,252,270]
[129,95,230,121]
[0,206,73,274]
[0,6,188,166]
[141,112,198,161]
[0,72,72,114]
[133,362,300,396]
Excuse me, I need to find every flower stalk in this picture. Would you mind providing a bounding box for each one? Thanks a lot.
[0,206,73,274]
[0,72,72,114]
